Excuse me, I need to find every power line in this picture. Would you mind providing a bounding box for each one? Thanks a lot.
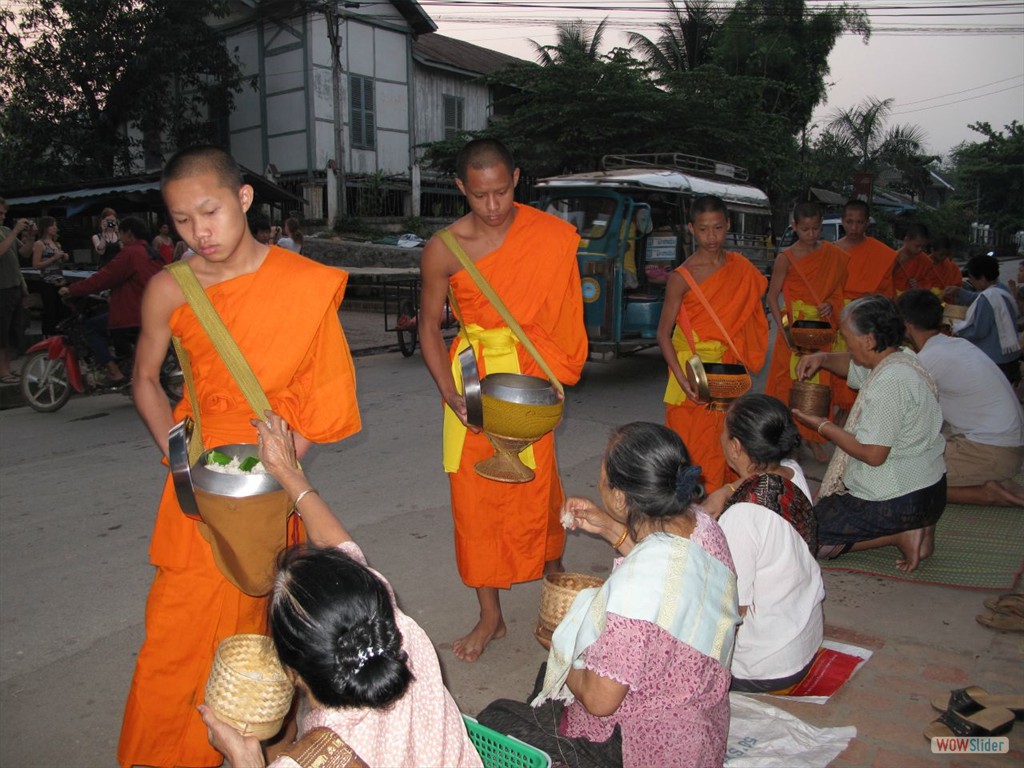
[896,75,1024,106]
[890,83,1024,114]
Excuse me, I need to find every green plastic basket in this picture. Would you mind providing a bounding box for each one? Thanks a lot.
[463,714,552,768]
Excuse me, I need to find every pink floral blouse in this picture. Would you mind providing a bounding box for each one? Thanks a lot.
[560,509,736,767]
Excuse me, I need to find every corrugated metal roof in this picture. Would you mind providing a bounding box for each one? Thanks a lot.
[413,33,523,77]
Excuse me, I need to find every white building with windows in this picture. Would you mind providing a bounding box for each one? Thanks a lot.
[212,0,521,222]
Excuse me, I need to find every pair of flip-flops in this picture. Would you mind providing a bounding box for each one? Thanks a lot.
[924,686,1024,740]
[0,373,20,384]
[977,593,1024,632]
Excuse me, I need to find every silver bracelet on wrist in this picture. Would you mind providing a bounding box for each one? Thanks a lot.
[291,487,319,517]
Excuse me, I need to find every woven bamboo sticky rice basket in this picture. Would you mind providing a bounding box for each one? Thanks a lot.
[537,572,605,641]
[942,303,967,321]
[205,634,294,740]
[789,380,831,418]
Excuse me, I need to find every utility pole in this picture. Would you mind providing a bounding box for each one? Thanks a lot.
[323,2,347,221]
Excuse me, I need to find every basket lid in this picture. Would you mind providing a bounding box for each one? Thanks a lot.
[685,355,710,401]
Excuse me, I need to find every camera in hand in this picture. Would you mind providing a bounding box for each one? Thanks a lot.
[105,220,117,228]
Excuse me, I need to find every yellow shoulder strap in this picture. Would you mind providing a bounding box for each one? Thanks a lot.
[437,229,564,395]
[165,262,273,432]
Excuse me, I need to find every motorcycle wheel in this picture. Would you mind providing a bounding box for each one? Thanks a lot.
[396,299,418,358]
[20,351,73,412]
[160,347,184,406]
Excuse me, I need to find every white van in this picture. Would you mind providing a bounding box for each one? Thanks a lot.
[777,215,844,252]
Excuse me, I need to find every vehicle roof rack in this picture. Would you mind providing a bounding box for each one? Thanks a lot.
[602,153,749,182]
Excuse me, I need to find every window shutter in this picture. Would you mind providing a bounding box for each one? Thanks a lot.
[443,95,464,141]
[349,75,375,149]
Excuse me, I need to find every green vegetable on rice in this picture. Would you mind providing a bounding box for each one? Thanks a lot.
[207,450,232,466]
[239,456,261,472]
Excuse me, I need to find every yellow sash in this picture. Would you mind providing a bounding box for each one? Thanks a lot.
[663,326,727,405]
[442,325,537,472]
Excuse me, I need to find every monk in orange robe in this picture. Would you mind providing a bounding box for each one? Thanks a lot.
[833,199,897,412]
[893,223,961,295]
[420,139,586,663]
[766,202,848,459]
[895,234,962,297]
[657,196,768,492]
[120,147,361,768]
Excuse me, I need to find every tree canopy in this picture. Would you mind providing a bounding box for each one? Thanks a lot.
[0,0,245,187]
[950,121,1024,232]
[423,0,869,223]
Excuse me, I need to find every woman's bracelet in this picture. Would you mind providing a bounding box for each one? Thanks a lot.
[612,526,629,549]
[817,420,832,436]
[291,487,319,516]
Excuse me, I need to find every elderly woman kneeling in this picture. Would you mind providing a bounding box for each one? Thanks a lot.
[792,294,946,572]
[478,422,740,768]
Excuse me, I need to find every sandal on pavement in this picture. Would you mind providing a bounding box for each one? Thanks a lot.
[0,373,20,384]
[931,686,1024,718]
[977,612,1024,633]
[982,593,1024,617]
[924,707,1016,740]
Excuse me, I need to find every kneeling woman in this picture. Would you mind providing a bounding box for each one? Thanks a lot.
[792,294,946,572]
[479,422,740,768]
[199,412,483,768]
[713,394,824,692]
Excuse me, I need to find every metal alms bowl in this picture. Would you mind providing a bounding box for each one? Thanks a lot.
[480,373,564,440]
[685,356,750,405]
[192,444,283,498]
[791,319,835,351]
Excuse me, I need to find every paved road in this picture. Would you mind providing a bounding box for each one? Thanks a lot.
[1,322,1021,766]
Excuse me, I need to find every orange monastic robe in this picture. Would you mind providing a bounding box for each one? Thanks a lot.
[893,252,962,294]
[118,247,361,768]
[663,253,769,492]
[445,204,586,589]
[833,236,898,409]
[766,242,848,444]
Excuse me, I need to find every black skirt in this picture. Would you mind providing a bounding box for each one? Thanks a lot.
[816,474,947,547]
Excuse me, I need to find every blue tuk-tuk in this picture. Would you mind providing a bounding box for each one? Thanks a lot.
[534,154,772,358]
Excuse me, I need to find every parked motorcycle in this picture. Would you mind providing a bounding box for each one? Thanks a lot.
[19,296,183,413]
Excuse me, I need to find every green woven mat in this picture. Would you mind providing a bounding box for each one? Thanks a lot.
[821,501,1024,589]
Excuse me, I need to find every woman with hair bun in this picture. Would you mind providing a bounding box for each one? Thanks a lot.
[198,411,483,768]
[710,393,824,693]
[479,422,740,768]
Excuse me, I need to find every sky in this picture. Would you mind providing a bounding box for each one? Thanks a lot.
[418,0,1024,160]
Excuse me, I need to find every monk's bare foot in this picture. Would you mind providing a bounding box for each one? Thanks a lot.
[543,558,564,576]
[895,528,925,572]
[452,616,506,663]
[919,525,936,563]
[985,480,1024,507]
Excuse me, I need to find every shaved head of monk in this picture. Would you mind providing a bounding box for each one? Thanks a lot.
[689,195,729,222]
[162,145,245,193]
[456,138,516,183]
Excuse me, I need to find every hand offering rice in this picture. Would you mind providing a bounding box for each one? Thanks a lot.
[560,506,575,529]
[205,451,267,475]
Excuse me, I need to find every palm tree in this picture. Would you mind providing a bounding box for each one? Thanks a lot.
[826,97,927,173]
[627,0,720,85]
[825,96,933,198]
[529,17,609,66]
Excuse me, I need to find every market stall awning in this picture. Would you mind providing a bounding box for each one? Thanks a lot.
[6,169,305,217]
